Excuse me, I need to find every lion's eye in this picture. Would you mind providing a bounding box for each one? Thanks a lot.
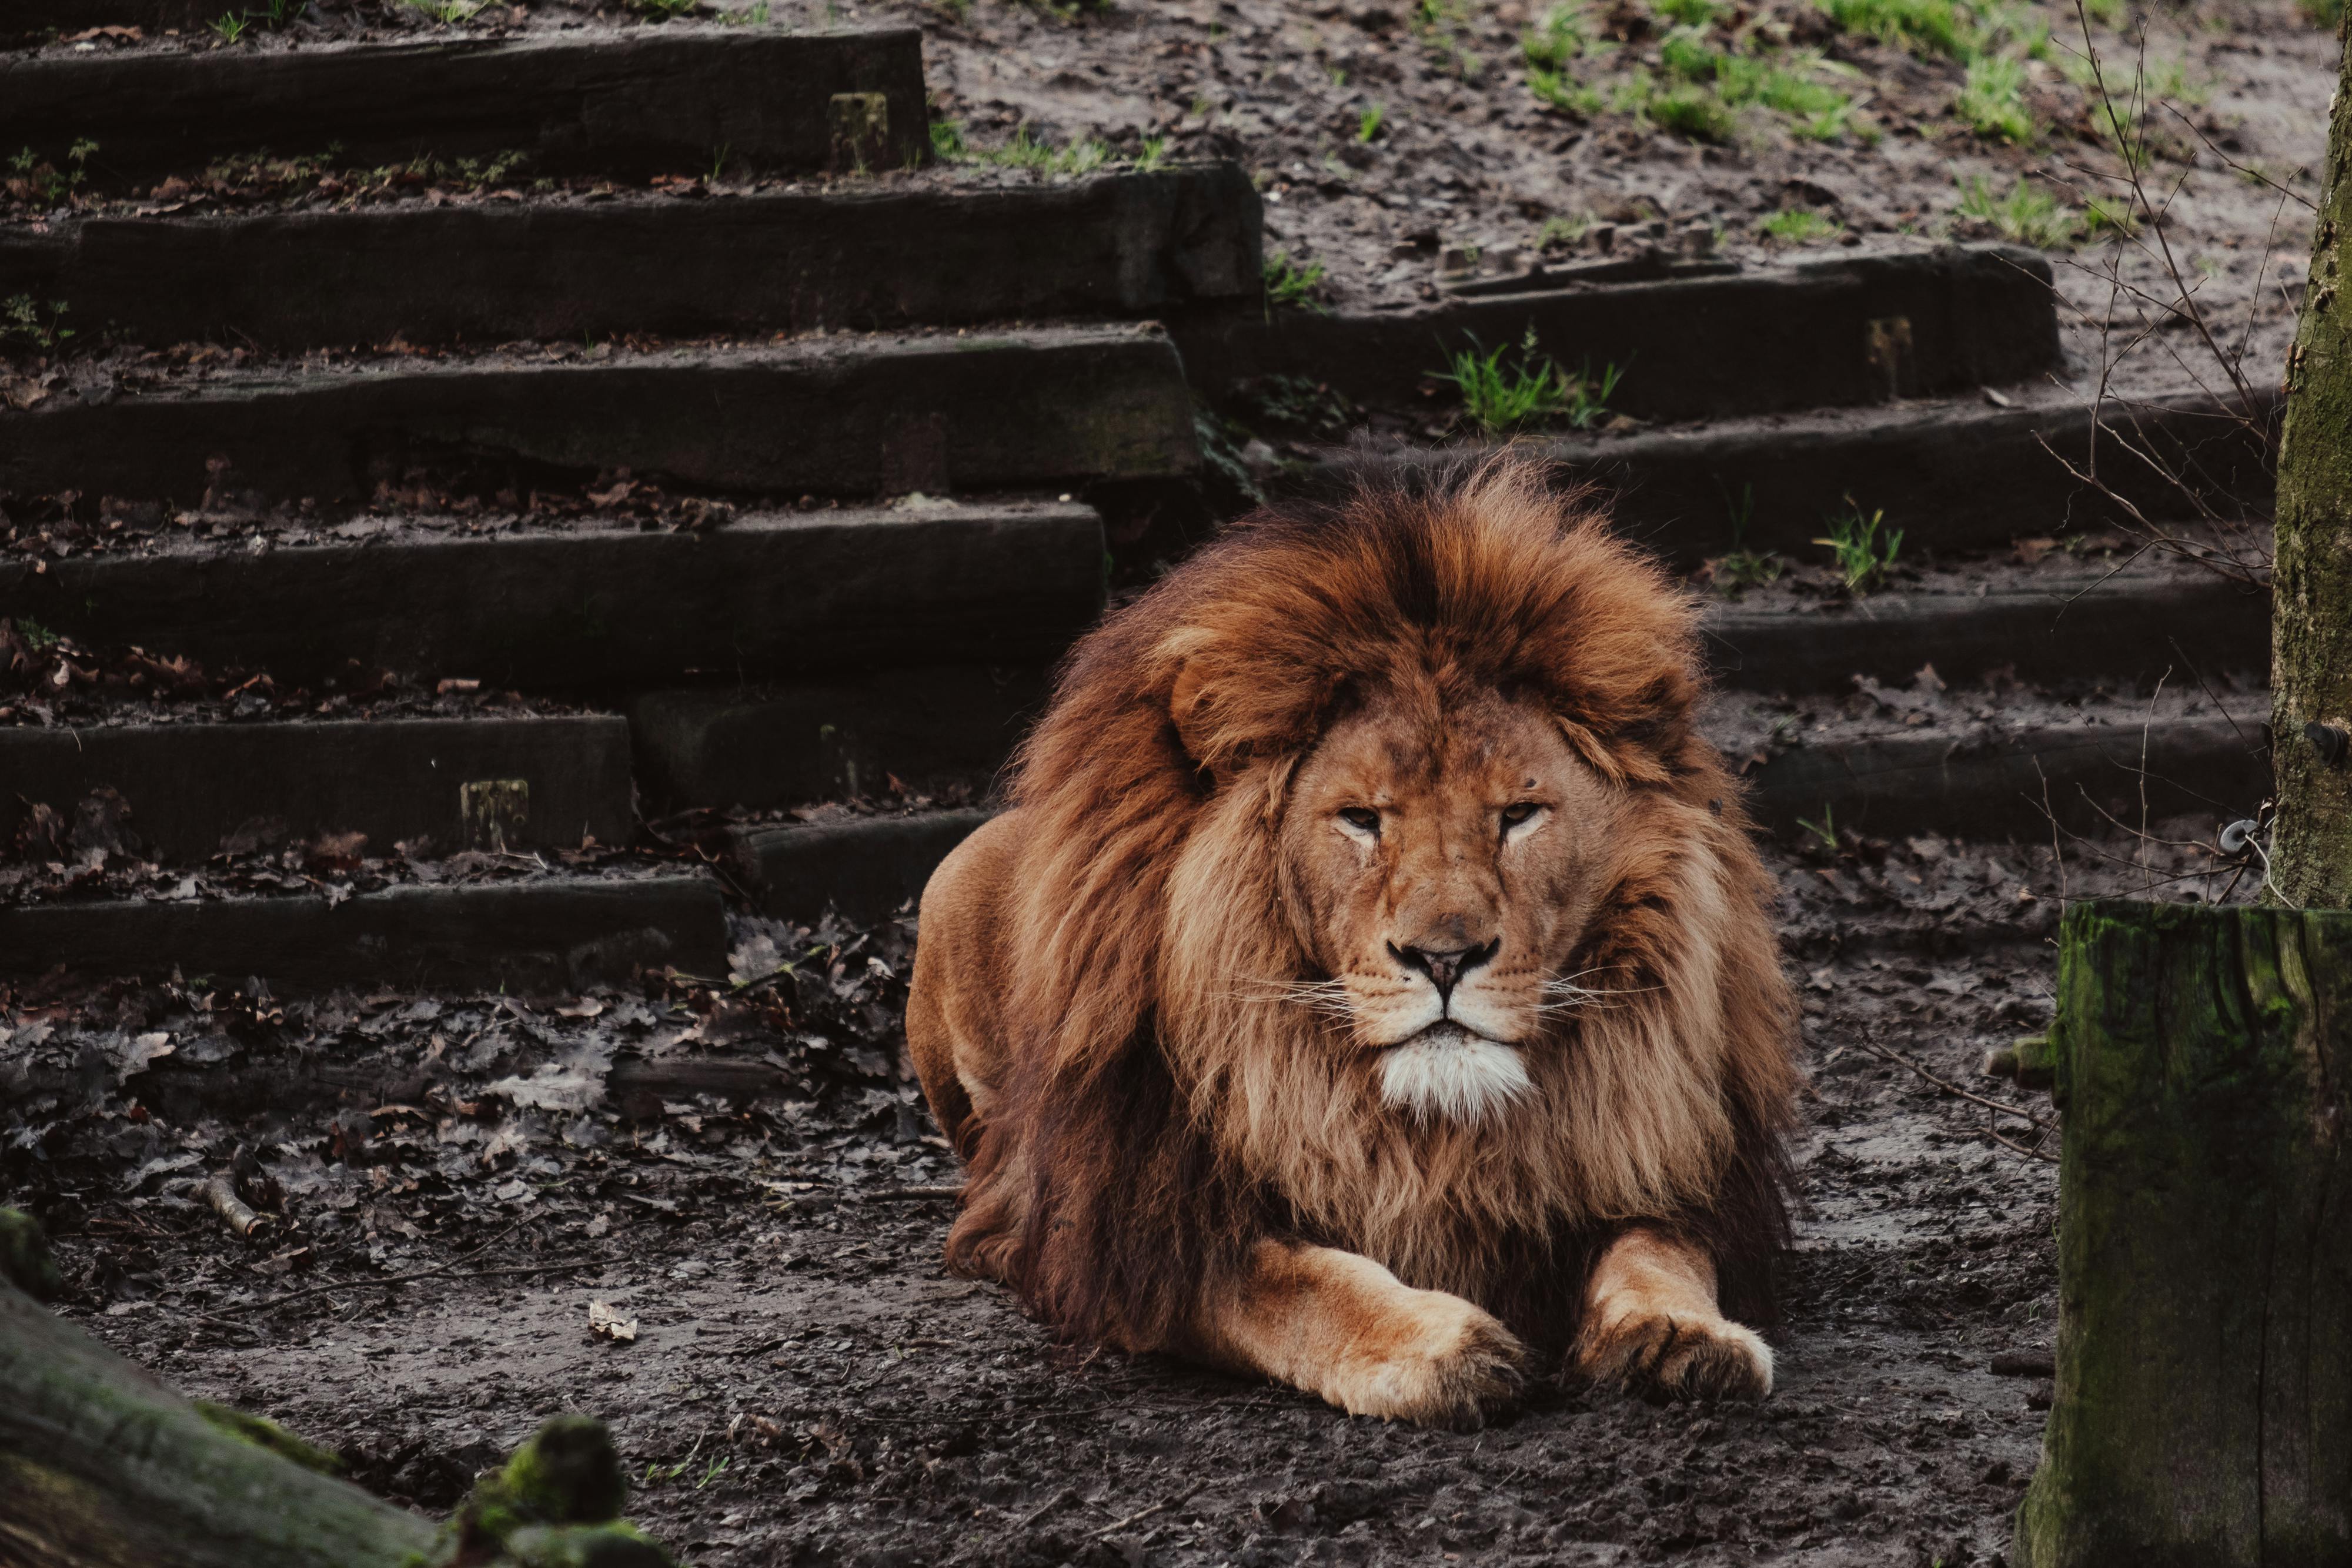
[1500,803,1540,830]
[1339,807,1381,834]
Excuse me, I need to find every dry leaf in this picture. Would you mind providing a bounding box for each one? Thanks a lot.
[588,1299,638,1343]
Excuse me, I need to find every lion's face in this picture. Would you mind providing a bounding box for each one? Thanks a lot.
[1277,683,1626,1123]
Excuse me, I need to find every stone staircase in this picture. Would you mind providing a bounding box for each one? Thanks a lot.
[0,21,2273,992]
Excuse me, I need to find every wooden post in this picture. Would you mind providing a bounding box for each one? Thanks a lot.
[2015,900,2352,1565]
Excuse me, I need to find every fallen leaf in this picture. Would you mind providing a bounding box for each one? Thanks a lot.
[588,1299,638,1343]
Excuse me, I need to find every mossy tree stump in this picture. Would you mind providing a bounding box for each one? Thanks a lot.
[2016,900,2352,1566]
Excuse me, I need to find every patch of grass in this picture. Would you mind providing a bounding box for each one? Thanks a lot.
[717,0,770,19]
[1957,173,2079,248]
[1529,64,1604,115]
[1717,51,1860,138]
[2300,0,2343,25]
[1537,212,1594,248]
[1524,2,1592,66]
[1798,805,1840,853]
[1956,54,2033,141]
[1816,0,1975,57]
[1646,82,1736,141]
[1436,327,1624,435]
[208,10,249,39]
[1654,0,1726,24]
[397,0,487,19]
[2,295,72,352]
[2083,191,2139,238]
[1661,23,1721,77]
[1264,249,1328,312]
[1758,207,1844,242]
[1358,102,1387,141]
[2083,0,2126,26]
[938,125,1114,175]
[1814,504,1903,593]
[6,140,97,205]
[1134,135,1170,172]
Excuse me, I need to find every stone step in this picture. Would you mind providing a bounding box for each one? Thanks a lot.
[1742,713,2267,842]
[0,327,1196,509]
[0,28,926,180]
[1181,245,2059,426]
[1317,389,2275,567]
[0,165,1262,353]
[1704,571,2269,694]
[4,500,1105,688]
[0,715,633,863]
[0,872,729,992]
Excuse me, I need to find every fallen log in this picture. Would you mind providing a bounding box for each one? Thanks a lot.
[2014,901,2352,1564]
[0,1208,670,1567]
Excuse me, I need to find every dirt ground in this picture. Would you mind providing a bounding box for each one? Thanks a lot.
[0,814,2264,1567]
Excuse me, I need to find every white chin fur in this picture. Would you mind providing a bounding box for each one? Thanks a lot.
[1377,1024,1531,1123]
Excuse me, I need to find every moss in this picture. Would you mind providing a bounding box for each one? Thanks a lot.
[0,1208,63,1301]
[482,1416,629,1526]
[195,1401,347,1477]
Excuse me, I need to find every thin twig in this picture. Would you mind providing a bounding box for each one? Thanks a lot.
[1856,1036,2052,1132]
[1984,1124,2060,1165]
[1089,1482,1208,1541]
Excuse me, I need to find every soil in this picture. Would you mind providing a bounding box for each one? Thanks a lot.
[0,833,2259,1567]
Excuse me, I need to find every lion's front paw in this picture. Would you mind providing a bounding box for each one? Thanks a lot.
[1326,1291,1531,1430]
[1575,1311,1773,1403]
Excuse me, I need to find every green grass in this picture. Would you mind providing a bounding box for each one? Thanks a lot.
[1758,207,1844,243]
[1524,2,1592,66]
[1797,805,1840,853]
[1529,65,1604,115]
[1358,102,1387,141]
[931,123,1114,175]
[1537,212,1595,249]
[1133,135,1170,172]
[2082,191,2139,238]
[1956,54,2033,141]
[1435,327,1624,435]
[1814,505,1903,593]
[2300,0,2343,25]
[1718,51,1860,138]
[1957,173,2080,248]
[1815,0,1976,56]
[397,0,487,19]
[1646,82,1736,140]
[1264,249,1328,311]
[1653,0,1727,24]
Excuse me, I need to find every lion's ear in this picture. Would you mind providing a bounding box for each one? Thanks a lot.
[1168,657,1228,770]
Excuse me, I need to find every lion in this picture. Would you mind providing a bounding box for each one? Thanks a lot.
[905,460,1798,1427]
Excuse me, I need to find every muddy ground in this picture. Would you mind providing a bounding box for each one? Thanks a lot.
[0,816,2263,1567]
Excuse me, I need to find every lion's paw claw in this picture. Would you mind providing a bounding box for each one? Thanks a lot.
[1576,1312,1773,1403]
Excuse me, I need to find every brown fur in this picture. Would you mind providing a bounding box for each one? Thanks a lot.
[907,460,1799,1418]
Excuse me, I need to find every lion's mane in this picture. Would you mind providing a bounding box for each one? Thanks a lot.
[943,460,1798,1356]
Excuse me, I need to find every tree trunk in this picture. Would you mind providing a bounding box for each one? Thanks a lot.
[0,1212,669,1568]
[2014,900,2352,1566]
[2271,19,2352,906]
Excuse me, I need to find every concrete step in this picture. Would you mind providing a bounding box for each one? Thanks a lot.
[0,165,1261,352]
[728,808,995,924]
[0,715,633,863]
[3,500,1105,688]
[1315,389,2275,567]
[0,327,1197,509]
[1182,245,2059,426]
[0,28,927,180]
[1704,571,2270,694]
[0,872,729,992]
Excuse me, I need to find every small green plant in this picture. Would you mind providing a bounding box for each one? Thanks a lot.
[208,8,249,38]
[929,119,968,160]
[2083,191,2140,238]
[1715,51,1860,138]
[696,1457,731,1490]
[16,619,60,651]
[1798,805,1840,853]
[1263,249,1328,311]
[1645,82,1735,141]
[1815,0,1974,56]
[1537,212,1593,249]
[1956,54,2033,141]
[1524,2,1592,67]
[1529,64,1603,115]
[1956,173,2080,248]
[1436,327,1624,435]
[1357,102,1387,141]
[1132,135,1170,172]
[0,295,71,352]
[398,0,487,20]
[1660,22,1720,78]
[1758,207,1844,243]
[1711,484,1783,591]
[1815,504,1903,592]
[719,1,771,22]
[2083,0,2126,26]
[1654,0,1726,24]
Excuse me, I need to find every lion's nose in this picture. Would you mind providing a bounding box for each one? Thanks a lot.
[1387,939,1501,1007]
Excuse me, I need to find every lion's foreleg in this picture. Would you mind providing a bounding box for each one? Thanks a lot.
[1187,1240,1528,1428]
[1572,1227,1773,1400]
